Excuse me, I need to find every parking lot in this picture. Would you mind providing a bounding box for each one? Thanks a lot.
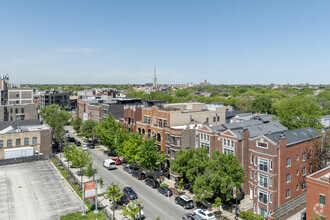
[0,160,82,220]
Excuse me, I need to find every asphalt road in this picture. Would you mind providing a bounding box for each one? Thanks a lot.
[66,126,187,220]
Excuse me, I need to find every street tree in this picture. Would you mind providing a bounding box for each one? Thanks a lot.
[69,145,93,185]
[81,119,98,142]
[40,104,71,144]
[105,182,124,208]
[72,116,83,134]
[121,132,143,165]
[276,96,323,130]
[251,95,272,114]
[137,138,166,171]
[121,200,143,220]
[170,148,209,184]
[96,114,121,150]
[84,161,98,180]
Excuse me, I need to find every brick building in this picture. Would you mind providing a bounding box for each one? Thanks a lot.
[306,166,329,220]
[8,88,33,104]
[38,90,71,108]
[136,103,226,152]
[123,105,143,132]
[0,103,38,121]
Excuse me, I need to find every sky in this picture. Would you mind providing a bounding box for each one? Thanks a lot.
[0,0,329,85]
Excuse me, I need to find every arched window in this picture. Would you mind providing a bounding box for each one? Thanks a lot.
[156,133,161,142]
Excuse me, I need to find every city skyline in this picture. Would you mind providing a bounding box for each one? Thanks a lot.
[0,0,329,85]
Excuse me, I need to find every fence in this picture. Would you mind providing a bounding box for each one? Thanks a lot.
[54,154,115,220]
[0,154,53,166]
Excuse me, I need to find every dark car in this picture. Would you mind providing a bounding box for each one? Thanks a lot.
[145,178,159,188]
[123,166,134,173]
[75,140,81,146]
[175,195,194,209]
[132,171,146,180]
[182,213,194,220]
[68,136,75,142]
[123,187,138,200]
[88,143,95,149]
[157,187,172,197]
[117,195,130,206]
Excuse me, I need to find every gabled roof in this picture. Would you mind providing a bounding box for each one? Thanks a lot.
[252,114,274,123]
[265,127,320,146]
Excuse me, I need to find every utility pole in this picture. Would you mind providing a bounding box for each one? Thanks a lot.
[138,203,141,220]
[112,182,115,220]
[94,180,98,213]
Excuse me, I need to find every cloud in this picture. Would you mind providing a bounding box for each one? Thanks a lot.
[54,47,101,53]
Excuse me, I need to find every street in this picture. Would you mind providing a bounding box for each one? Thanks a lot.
[67,127,187,220]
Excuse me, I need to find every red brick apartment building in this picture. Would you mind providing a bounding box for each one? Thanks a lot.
[198,120,322,219]
[135,103,226,152]
[87,103,102,122]
[306,166,329,220]
[123,105,143,132]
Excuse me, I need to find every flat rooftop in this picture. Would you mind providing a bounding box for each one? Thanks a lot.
[0,160,82,220]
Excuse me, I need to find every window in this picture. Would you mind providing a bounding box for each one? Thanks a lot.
[302,181,306,190]
[217,116,220,122]
[296,185,299,191]
[213,117,216,122]
[147,117,151,124]
[254,205,256,214]
[270,177,273,187]
[286,173,291,183]
[21,108,24,113]
[286,158,291,167]
[297,170,299,176]
[10,108,12,113]
[224,139,226,145]
[297,155,299,161]
[0,140,3,149]
[15,108,18,114]
[259,158,268,172]
[309,165,312,173]
[269,193,272,203]
[259,174,268,188]
[251,155,254,164]
[16,138,21,146]
[144,116,147,123]
[270,160,273,170]
[7,139,12,147]
[158,119,162,127]
[302,152,306,161]
[286,189,290,199]
[231,140,234,147]
[206,117,209,123]
[32,137,37,144]
[250,171,253,179]
[254,187,256,197]
[254,172,257,181]
[177,137,181,146]
[163,120,167,127]
[24,138,29,145]
[166,134,170,143]
[201,143,210,155]
[302,167,306,176]
[16,93,19,98]
[171,136,176,144]
[257,141,268,148]
[259,190,268,204]
[254,156,257,166]
[319,194,325,206]
[223,148,233,155]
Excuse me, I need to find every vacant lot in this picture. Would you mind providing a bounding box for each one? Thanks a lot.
[0,160,82,220]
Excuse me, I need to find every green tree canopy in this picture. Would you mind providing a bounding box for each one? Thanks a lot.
[276,96,323,130]
[137,138,166,170]
[251,95,272,114]
[235,96,253,112]
[81,119,98,142]
[72,116,83,134]
[96,114,122,150]
[121,200,143,220]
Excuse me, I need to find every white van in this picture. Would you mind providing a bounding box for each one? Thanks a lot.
[103,159,116,170]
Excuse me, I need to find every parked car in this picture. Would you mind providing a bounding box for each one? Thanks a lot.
[117,195,130,206]
[114,158,122,165]
[123,166,134,173]
[123,187,138,200]
[182,213,194,220]
[132,171,146,180]
[145,178,159,188]
[75,140,81,146]
[135,209,145,220]
[157,187,172,197]
[88,143,95,149]
[191,214,203,220]
[68,136,75,142]
[193,209,216,220]
[82,145,88,151]
[175,195,194,209]
[103,159,116,170]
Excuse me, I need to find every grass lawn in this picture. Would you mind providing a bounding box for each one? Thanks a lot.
[51,158,108,220]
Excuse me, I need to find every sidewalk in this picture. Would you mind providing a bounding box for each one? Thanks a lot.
[56,152,125,220]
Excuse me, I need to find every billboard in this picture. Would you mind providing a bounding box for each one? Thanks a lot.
[84,180,96,199]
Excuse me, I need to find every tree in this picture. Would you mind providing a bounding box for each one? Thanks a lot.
[236,96,253,112]
[213,197,223,213]
[251,96,272,114]
[193,172,213,204]
[72,116,83,134]
[40,104,71,144]
[137,138,166,171]
[276,96,323,130]
[170,148,209,184]
[69,145,93,185]
[121,133,143,165]
[305,138,330,173]
[81,120,98,142]
[84,161,98,180]
[105,182,124,208]
[121,200,143,220]
[96,114,121,150]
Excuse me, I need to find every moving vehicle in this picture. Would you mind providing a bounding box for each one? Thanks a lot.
[132,171,146,180]
[193,209,216,220]
[118,195,130,206]
[175,195,194,209]
[123,187,138,200]
[145,178,159,188]
[103,159,116,170]
[157,187,172,197]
